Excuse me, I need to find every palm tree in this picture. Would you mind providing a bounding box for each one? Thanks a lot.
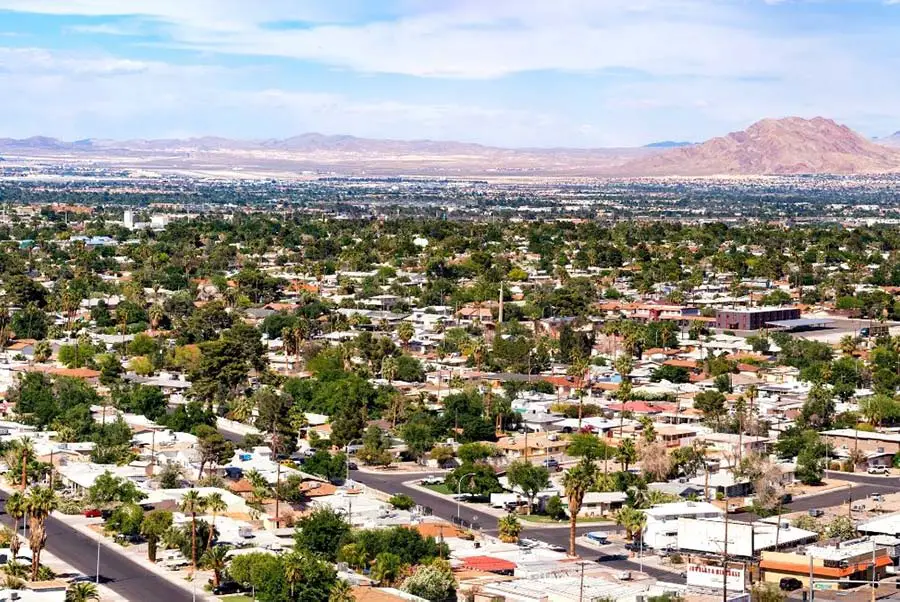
[5,492,25,561]
[201,545,229,587]
[562,458,597,556]
[497,514,522,543]
[614,506,647,542]
[10,437,35,490]
[567,353,590,428]
[397,321,415,350]
[617,438,637,471]
[283,551,304,597]
[204,492,227,550]
[179,490,205,573]
[372,552,404,586]
[381,356,397,384]
[33,340,52,363]
[282,326,299,371]
[329,579,355,602]
[148,303,165,331]
[25,486,58,581]
[65,582,100,602]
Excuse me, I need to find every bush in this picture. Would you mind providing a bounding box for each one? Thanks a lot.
[389,494,416,510]
[545,495,566,520]
[669,553,683,565]
[56,497,85,515]
[828,461,842,471]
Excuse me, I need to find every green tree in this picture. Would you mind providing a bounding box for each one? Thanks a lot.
[105,502,144,537]
[86,471,147,507]
[372,552,405,586]
[140,509,173,562]
[445,462,502,497]
[294,506,351,562]
[617,438,638,471]
[201,544,229,588]
[506,460,550,514]
[796,431,827,485]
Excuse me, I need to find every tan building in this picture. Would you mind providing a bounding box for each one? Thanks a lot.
[759,542,891,591]
[822,429,900,456]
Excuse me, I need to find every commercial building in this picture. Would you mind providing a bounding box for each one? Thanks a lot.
[759,539,892,591]
[643,501,723,550]
[714,307,801,331]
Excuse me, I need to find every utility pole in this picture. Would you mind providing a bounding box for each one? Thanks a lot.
[809,554,815,602]
[722,497,729,602]
[578,561,585,602]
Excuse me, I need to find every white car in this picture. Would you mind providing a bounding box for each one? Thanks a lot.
[420,475,444,485]
[868,466,890,475]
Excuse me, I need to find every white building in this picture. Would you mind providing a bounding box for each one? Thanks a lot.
[643,501,724,550]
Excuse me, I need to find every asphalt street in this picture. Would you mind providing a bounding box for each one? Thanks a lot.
[349,469,685,583]
[0,492,195,602]
[219,425,685,581]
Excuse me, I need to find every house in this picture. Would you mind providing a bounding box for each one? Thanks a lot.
[569,491,627,517]
[495,433,569,460]
[714,306,800,331]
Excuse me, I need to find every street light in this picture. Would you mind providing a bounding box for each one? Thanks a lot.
[344,438,363,483]
[457,471,477,522]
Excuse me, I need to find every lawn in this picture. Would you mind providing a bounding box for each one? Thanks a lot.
[422,483,453,495]
[221,596,253,602]
[520,514,613,524]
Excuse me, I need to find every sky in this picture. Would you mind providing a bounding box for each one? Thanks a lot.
[1,0,900,147]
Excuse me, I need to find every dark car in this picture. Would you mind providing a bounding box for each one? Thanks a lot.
[808,509,824,518]
[595,553,627,563]
[212,581,247,595]
[779,577,802,591]
[348,461,358,471]
[100,509,114,520]
[623,542,643,552]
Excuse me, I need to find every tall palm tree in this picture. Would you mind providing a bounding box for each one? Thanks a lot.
[14,437,35,490]
[567,353,590,429]
[65,581,100,602]
[561,458,597,556]
[201,545,229,587]
[25,486,57,581]
[5,492,25,561]
[204,492,227,550]
[179,490,205,573]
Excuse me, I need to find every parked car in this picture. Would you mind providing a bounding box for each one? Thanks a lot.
[595,553,627,563]
[779,577,803,591]
[868,466,890,475]
[212,581,248,595]
[623,542,643,552]
[808,509,824,518]
[779,493,793,504]
[541,458,560,471]
[420,475,444,486]
[83,509,102,518]
[347,461,358,471]
[100,509,113,520]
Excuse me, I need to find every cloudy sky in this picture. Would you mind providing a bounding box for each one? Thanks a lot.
[1,0,899,147]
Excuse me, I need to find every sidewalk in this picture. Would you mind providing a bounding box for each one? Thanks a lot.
[64,514,213,601]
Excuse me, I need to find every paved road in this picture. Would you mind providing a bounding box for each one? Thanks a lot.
[0,493,194,602]
[350,469,685,583]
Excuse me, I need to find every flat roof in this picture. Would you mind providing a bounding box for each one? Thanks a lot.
[765,318,834,329]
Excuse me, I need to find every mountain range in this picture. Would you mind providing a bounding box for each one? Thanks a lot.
[2,117,900,177]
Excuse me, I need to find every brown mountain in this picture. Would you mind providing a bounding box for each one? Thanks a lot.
[617,117,900,176]
[875,131,900,148]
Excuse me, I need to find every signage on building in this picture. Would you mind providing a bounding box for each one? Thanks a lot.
[686,564,746,591]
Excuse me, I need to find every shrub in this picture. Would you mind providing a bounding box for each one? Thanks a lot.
[389,494,416,510]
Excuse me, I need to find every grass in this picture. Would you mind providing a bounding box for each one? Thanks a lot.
[520,514,613,524]
[422,483,453,495]
[222,596,253,602]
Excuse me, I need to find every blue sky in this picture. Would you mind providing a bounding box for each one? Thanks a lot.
[0,0,899,147]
